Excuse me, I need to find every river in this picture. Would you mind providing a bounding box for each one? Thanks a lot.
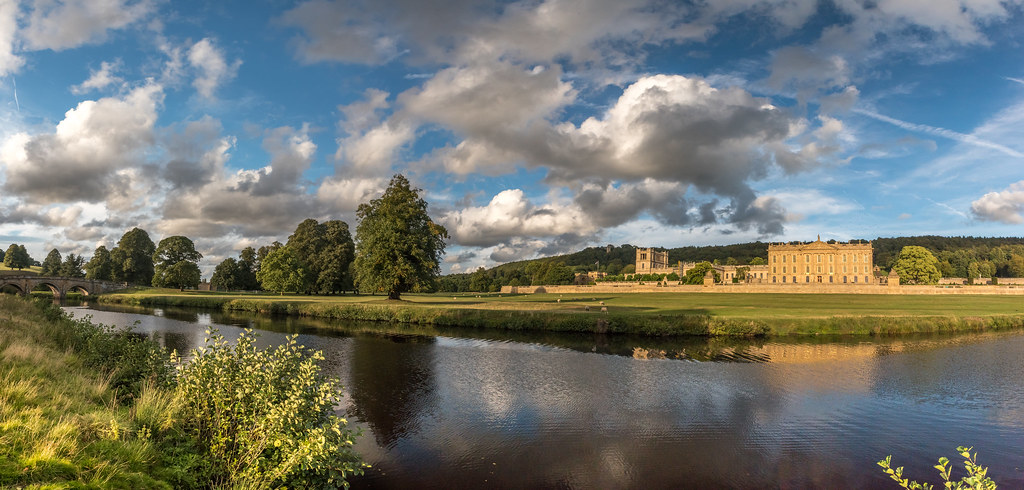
[63,303,1024,488]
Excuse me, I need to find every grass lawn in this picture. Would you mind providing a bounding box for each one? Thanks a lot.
[0,264,41,276]
[103,288,1024,320]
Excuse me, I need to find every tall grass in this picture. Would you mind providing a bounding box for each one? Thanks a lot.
[0,295,364,488]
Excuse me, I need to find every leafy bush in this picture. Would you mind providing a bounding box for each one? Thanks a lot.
[878,446,996,489]
[37,301,173,400]
[175,329,365,488]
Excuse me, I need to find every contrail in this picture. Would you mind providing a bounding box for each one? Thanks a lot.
[12,76,18,112]
[853,108,1024,158]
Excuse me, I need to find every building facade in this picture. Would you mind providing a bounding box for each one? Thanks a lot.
[767,237,873,285]
[635,248,681,276]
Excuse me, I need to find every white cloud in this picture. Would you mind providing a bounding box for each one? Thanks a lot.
[971,181,1024,224]
[1,82,163,205]
[71,60,123,94]
[187,38,241,99]
[441,189,591,247]
[400,60,575,134]
[21,0,154,51]
[316,176,386,213]
[0,0,23,76]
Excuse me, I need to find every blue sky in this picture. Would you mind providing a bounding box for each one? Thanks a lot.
[1,0,1023,275]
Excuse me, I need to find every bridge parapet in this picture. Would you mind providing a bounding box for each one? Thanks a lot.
[0,276,124,299]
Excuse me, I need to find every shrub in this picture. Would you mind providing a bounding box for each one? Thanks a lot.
[175,329,365,488]
[878,446,996,489]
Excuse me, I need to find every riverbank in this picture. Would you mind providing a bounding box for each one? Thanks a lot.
[97,289,1024,337]
[0,295,189,487]
[0,295,364,488]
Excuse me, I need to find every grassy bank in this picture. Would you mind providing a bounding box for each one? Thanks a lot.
[0,295,363,488]
[0,295,192,487]
[97,289,1024,337]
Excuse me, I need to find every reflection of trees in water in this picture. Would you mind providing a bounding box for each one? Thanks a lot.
[346,335,437,449]
[161,331,190,354]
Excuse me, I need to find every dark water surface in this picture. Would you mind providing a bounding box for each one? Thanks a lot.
[64,303,1024,488]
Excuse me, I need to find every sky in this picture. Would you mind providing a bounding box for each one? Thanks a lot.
[0,0,1023,275]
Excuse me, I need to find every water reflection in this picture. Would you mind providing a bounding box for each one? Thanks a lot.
[62,302,1024,488]
[348,335,437,449]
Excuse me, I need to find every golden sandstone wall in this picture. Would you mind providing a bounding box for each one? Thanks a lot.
[500,283,1024,295]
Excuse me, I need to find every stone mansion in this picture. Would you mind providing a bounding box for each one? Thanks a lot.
[636,236,875,285]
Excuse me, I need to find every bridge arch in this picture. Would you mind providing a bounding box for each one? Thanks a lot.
[35,282,62,297]
[67,285,92,296]
[0,282,26,295]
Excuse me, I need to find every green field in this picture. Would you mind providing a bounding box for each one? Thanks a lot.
[96,289,1024,337]
[0,264,41,276]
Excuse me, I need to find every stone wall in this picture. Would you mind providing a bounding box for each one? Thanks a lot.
[500,282,1024,295]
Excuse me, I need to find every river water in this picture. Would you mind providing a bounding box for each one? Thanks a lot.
[63,303,1024,488]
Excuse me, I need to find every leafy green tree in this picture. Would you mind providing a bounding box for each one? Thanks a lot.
[541,263,574,285]
[286,219,355,294]
[110,228,156,285]
[0,247,4,263]
[257,246,310,293]
[354,174,448,299]
[3,244,31,270]
[85,246,113,281]
[59,254,85,278]
[621,264,636,275]
[317,220,355,293]
[685,261,719,284]
[735,266,750,282]
[749,257,766,265]
[237,246,260,290]
[469,267,492,291]
[152,236,203,289]
[892,246,941,285]
[41,249,62,276]
[211,257,241,291]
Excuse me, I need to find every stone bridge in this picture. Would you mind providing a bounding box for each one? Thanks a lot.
[0,276,124,299]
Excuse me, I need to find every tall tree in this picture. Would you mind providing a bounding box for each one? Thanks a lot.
[59,254,86,278]
[354,174,448,300]
[211,257,240,291]
[85,246,113,281]
[152,236,203,289]
[3,244,31,270]
[892,246,941,285]
[237,246,260,290]
[110,228,156,285]
[41,249,62,276]
[317,220,354,294]
[0,246,4,263]
[257,246,309,294]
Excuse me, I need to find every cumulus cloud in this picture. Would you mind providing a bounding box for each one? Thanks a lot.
[158,125,322,238]
[0,203,82,226]
[0,0,23,76]
[21,0,153,51]
[441,189,591,247]
[71,60,123,94]
[971,181,1024,224]
[316,176,386,214]
[1,82,163,204]
[161,116,233,189]
[187,38,241,99]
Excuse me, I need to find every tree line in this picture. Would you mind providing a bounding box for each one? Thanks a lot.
[2,175,446,300]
